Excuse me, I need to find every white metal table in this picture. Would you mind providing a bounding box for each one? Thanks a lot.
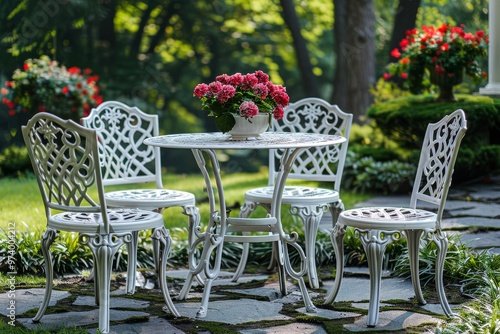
[144,132,346,318]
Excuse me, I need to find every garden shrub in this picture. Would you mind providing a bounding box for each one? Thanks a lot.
[367,94,500,181]
[342,151,416,194]
[0,145,31,177]
[350,146,401,162]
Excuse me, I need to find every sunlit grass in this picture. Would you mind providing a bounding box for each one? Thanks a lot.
[1,176,45,232]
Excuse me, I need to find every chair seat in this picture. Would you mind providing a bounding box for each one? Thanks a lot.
[48,208,164,233]
[339,207,437,230]
[245,186,339,205]
[105,189,196,209]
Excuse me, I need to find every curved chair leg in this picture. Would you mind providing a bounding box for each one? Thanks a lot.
[405,229,426,304]
[126,231,139,294]
[152,226,180,317]
[432,229,453,316]
[232,201,259,281]
[81,233,128,334]
[32,228,58,322]
[329,200,344,228]
[358,229,395,327]
[324,223,346,304]
[290,204,326,289]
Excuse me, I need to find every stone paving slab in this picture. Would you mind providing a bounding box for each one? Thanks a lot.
[345,310,441,332]
[17,309,150,332]
[447,201,500,218]
[442,216,500,229]
[73,295,150,308]
[0,288,70,317]
[175,298,291,324]
[87,316,185,334]
[240,322,329,334]
[450,230,500,252]
[322,276,416,303]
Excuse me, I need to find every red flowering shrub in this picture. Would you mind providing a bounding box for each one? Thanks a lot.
[383,23,488,94]
[193,70,289,133]
[1,55,103,121]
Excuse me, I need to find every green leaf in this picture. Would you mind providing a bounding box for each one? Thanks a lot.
[215,113,236,133]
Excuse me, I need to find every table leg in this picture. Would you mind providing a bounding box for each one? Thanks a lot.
[272,148,317,313]
[178,149,227,318]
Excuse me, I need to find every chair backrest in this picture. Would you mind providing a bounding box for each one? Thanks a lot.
[268,97,353,190]
[81,101,162,188]
[22,113,111,233]
[410,109,467,228]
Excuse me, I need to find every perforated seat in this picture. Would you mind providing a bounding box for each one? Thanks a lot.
[234,97,353,288]
[23,113,179,334]
[82,101,200,293]
[325,109,467,327]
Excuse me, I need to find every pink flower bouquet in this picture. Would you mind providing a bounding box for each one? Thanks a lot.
[193,70,289,133]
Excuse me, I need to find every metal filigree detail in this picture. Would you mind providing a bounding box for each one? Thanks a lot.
[25,116,98,207]
[417,111,466,200]
[273,99,351,180]
[247,186,336,199]
[145,132,344,149]
[82,102,157,181]
[106,189,194,201]
[344,207,435,221]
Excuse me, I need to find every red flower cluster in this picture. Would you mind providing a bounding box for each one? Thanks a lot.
[1,56,103,121]
[384,23,488,94]
[193,70,289,133]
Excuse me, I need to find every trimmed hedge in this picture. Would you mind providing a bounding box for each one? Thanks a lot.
[367,94,500,182]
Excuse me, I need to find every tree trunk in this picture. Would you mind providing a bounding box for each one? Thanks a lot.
[98,0,117,50]
[332,0,375,124]
[130,2,156,58]
[146,1,178,55]
[331,0,348,107]
[280,0,319,98]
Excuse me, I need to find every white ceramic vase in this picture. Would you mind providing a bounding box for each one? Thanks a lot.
[227,114,270,140]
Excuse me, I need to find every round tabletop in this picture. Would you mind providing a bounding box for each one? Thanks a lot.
[144,132,346,150]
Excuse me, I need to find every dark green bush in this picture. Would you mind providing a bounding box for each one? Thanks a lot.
[0,145,31,177]
[341,151,416,194]
[367,94,500,181]
[350,146,401,162]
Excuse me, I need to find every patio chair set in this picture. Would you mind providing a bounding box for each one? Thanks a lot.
[23,98,466,333]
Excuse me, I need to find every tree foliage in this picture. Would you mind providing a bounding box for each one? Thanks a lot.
[0,0,491,169]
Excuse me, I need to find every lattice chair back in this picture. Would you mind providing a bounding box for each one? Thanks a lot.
[410,109,467,228]
[268,97,353,188]
[82,101,162,188]
[22,113,109,233]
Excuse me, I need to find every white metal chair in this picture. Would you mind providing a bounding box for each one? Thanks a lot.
[235,97,353,288]
[82,101,200,293]
[23,113,180,334]
[325,109,467,327]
